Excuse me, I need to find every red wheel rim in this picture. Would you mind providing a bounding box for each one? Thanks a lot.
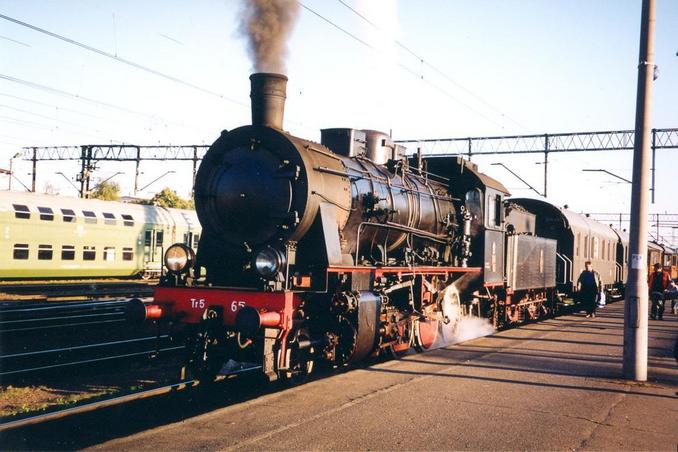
[415,319,439,350]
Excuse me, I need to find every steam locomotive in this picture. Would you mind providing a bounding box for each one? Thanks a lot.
[127,73,608,382]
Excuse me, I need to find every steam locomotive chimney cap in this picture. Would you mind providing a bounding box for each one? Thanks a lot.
[250,72,288,130]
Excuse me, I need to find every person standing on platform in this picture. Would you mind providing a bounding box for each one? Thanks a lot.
[577,260,602,318]
[668,279,678,315]
[648,263,670,320]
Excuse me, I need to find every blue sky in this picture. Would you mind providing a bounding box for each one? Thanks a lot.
[0,1,676,242]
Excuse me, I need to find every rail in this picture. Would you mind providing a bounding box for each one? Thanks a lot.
[0,299,136,333]
[0,297,169,377]
[0,281,154,301]
[0,365,262,432]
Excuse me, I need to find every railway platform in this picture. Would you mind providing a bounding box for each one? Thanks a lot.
[3,300,677,451]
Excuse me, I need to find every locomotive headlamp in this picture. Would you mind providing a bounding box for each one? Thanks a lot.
[164,243,195,274]
[254,247,286,278]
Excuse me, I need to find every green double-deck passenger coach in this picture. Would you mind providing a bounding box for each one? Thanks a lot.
[1,191,200,279]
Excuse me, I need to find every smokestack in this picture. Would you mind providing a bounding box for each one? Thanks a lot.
[250,72,288,130]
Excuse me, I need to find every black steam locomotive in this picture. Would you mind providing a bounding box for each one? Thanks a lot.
[128,73,608,382]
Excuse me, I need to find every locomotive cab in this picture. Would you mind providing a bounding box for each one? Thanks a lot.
[411,155,510,287]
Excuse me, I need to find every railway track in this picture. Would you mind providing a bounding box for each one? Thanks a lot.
[0,365,262,432]
[0,298,136,333]
[0,281,154,301]
[0,336,183,378]
[0,297,179,379]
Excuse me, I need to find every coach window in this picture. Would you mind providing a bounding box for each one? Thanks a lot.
[38,207,54,221]
[121,214,134,227]
[12,204,30,219]
[122,247,134,261]
[103,212,116,226]
[576,233,580,257]
[104,246,116,261]
[61,245,75,260]
[13,244,29,259]
[156,231,164,247]
[83,210,97,224]
[83,246,96,261]
[61,208,76,222]
[193,234,200,249]
[38,244,53,260]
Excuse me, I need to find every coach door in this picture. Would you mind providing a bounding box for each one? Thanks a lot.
[143,228,165,263]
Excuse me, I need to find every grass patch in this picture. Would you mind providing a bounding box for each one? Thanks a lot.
[0,384,117,417]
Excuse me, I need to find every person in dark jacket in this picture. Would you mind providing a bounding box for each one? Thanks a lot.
[577,261,602,318]
[648,263,670,320]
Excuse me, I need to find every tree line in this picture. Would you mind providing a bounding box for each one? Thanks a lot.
[89,180,194,209]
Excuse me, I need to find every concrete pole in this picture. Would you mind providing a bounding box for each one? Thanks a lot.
[623,0,655,381]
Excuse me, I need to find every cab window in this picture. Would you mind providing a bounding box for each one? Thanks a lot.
[465,189,482,224]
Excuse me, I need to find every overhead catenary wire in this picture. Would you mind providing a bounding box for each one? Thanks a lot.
[0,91,210,133]
[0,13,248,108]
[0,114,124,143]
[0,20,318,136]
[6,7,507,134]
[0,104,125,136]
[335,0,528,132]
[0,74,209,133]
[296,1,506,131]
[0,33,31,47]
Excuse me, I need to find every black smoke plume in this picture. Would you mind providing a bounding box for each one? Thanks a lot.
[239,0,300,74]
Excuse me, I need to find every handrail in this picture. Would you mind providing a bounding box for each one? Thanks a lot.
[556,253,569,284]
[561,253,574,283]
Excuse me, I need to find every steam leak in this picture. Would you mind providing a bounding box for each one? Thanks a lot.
[239,0,300,74]
[438,284,495,347]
